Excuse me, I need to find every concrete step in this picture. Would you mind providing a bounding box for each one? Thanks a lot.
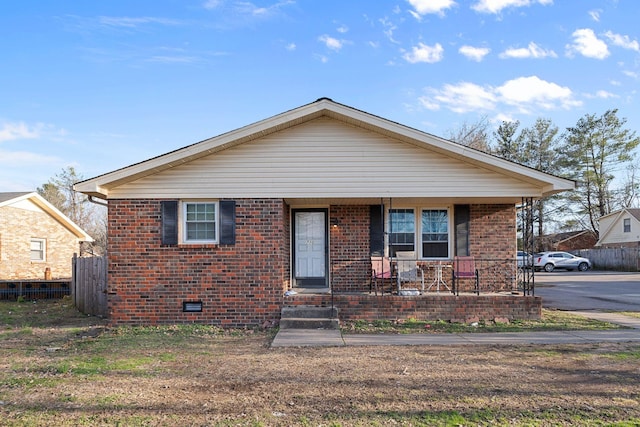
[279,317,340,330]
[280,305,339,329]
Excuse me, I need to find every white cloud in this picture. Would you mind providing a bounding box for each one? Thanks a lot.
[496,76,581,112]
[407,0,456,16]
[201,0,295,22]
[318,35,344,51]
[566,28,609,59]
[419,75,581,115]
[0,149,60,165]
[336,25,349,34]
[97,16,182,28]
[604,31,640,52]
[494,112,516,123]
[585,90,618,99]
[472,0,552,14]
[622,70,638,79]
[588,9,601,22]
[285,42,296,51]
[0,122,42,142]
[420,82,497,113]
[403,42,444,64]
[380,17,399,44]
[203,0,223,9]
[146,55,199,63]
[459,45,490,62]
[499,42,557,59]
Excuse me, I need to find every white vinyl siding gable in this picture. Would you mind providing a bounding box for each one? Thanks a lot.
[108,117,550,200]
[598,210,640,245]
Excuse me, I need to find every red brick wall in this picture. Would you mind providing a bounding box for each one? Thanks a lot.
[329,205,370,292]
[469,204,516,259]
[107,200,519,326]
[107,198,287,327]
[285,293,542,322]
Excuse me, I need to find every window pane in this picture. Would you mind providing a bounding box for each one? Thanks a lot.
[30,239,44,261]
[389,209,415,255]
[185,203,217,241]
[421,209,448,258]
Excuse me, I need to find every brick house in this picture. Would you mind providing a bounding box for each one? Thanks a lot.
[74,98,574,327]
[0,192,93,280]
[536,230,598,252]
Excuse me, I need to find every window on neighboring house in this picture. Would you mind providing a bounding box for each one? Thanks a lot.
[183,202,218,243]
[389,209,415,256]
[421,209,449,258]
[623,218,631,233]
[30,238,46,261]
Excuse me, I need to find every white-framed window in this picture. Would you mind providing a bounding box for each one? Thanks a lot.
[183,202,218,243]
[30,238,46,261]
[421,209,449,258]
[623,218,631,233]
[389,209,415,256]
[388,207,451,259]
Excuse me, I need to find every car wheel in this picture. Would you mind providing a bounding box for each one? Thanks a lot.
[578,262,589,271]
[544,263,554,272]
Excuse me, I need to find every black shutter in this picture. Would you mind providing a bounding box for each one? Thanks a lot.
[454,204,470,257]
[161,201,178,245]
[369,205,384,256]
[219,200,236,245]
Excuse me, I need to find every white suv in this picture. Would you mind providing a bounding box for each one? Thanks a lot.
[534,251,592,272]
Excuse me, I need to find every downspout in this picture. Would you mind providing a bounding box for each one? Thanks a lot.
[88,195,108,207]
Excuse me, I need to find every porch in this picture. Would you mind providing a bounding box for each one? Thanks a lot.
[286,257,541,323]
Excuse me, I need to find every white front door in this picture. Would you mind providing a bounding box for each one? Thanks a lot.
[293,210,328,287]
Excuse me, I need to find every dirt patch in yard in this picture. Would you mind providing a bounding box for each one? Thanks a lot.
[1,300,639,426]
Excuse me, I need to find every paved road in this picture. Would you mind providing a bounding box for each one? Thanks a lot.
[534,270,640,311]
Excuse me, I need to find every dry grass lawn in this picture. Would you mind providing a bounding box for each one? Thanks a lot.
[1,299,639,426]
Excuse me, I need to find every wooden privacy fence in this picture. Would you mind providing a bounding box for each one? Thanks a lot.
[72,254,108,317]
[575,247,640,272]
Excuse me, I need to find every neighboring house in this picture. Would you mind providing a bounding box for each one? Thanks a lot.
[74,98,574,327]
[0,192,94,280]
[536,230,598,252]
[596,208,640,248]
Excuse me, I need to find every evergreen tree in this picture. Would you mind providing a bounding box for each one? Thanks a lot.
[558,110,640,233]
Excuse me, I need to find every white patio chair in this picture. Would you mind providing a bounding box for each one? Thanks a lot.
[396,251,424,295]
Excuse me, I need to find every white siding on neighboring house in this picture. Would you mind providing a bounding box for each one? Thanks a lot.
[597,209,640,246]
[109,117,548,201]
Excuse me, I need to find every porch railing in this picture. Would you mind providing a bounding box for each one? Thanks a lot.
[330,257,534,296]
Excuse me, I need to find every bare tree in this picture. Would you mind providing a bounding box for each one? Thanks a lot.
[37,167,107,255]
[447,117,491,152]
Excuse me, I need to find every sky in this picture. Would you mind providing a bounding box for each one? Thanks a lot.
[1,0,639,191]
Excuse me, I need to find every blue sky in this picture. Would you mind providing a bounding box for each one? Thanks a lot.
[1,0,639,190]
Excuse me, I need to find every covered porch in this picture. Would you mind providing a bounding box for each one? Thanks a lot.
[285,254,540,323]
[286,197,539,323]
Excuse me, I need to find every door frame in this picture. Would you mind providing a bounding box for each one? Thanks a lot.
[291,208,329,288]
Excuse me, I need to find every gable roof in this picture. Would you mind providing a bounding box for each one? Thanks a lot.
[0,192,94,241]
[0,192,31,204]
[597,207,640,245]
[74,98,575,201]
[629,208,640,221]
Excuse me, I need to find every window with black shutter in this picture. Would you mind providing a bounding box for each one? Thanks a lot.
[369,205,384,256]
[161,201,178,245]
[219,200,236,245]
[454,204,470,257]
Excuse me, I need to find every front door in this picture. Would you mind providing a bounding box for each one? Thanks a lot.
[292,209,328,288]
